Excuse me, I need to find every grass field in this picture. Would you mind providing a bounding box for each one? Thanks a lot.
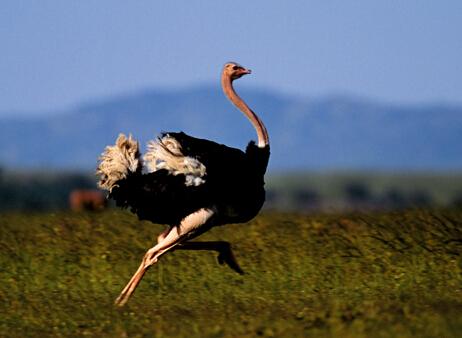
[1,209,461,337]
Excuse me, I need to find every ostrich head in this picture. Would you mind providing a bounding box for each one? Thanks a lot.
[223,62,251,81]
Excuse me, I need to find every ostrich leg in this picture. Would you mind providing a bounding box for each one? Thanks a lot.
[156,227,243,273]
[114,208,214,306]
[175,241,244,274]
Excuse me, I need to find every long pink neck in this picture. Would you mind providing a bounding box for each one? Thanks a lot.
[221,74,269,148]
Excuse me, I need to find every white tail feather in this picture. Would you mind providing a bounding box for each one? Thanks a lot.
[96,134,141,192]
[143,134,206,186]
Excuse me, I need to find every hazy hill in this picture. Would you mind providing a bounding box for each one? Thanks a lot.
[1,86,461,170]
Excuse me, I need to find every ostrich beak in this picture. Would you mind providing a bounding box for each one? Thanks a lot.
[231,67,252,80]
[237,68,251,77]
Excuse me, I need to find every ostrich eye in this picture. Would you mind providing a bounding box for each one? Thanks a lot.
[232,65,239,70]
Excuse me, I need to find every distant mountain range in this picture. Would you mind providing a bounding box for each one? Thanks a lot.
[1,85,461,171]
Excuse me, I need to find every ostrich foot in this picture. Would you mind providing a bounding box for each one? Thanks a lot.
[115,251,158,307]
[114,208,215,306]
[176,241,244,274]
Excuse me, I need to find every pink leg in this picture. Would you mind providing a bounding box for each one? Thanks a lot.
[157,226,172,243]
[114,208,214,306]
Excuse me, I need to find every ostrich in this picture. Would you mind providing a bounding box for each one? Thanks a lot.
[96,62,270,306]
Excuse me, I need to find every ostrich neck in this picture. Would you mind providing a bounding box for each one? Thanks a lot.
[221,75,269,148]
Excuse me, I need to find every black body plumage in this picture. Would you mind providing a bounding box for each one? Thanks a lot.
[109,132,270,227]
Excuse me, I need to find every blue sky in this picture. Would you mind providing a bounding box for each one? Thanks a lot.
[1,1,461,115]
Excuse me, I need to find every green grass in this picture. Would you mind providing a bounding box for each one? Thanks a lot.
[1,209,461,337]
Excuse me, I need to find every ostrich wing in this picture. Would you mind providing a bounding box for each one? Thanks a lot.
[164,132,246,170]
